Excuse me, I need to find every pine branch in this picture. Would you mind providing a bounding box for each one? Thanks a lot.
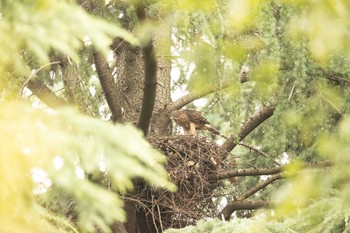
[220,106,275,159]
[93,50,123,122]
[218,201,271,220]
[27,78,67,109]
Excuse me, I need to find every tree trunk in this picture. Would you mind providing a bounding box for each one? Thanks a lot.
[113,35,172,134]
[112,28,172,233]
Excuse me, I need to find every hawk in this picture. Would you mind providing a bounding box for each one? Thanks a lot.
[170,109,226,138]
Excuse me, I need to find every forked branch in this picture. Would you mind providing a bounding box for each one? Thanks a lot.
[218,174,282,220]
[218,201,272,220]
[216,161,333,219]
[220,106,275,159]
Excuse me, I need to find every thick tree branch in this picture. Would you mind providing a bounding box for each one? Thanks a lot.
[216,161,333,220]
[211,161,333,181]
[169,79,235,111]
[209,167,282,181]
[218,201,271,220]
[93,50,123,122]
[237,106,275,141]
[136,41,157,136]
[135,6,157,136]
[78,0,123,122]
[27,78,67,109]
[218,174,282,220]
[220,106,275,159]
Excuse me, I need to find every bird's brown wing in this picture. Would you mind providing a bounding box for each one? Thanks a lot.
[183,109,227,138]
[183,109,210,127]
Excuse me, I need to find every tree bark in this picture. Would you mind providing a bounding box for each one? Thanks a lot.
[218,174,283,220]
[220,106,275,160]
[136,41,157,136]
[217,201,271,220]
[111,6,171,233]
[27,79,67,108]
[93,50,123,122]
[210,167,282,180]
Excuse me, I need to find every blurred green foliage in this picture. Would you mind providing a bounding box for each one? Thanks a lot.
[0,102,175,232]
[0,0,173,232]
[165,197,350,233]
[0,0,138,99]
[2,0,350,232]
[168,0,350,232]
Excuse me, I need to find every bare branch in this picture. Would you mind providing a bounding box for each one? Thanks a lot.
[209,167,282,181]
[212,161,333,181]
[238,142,281,166]
[27,78,67,109]
[93,50,123,122]
[238,174,283,201]
[218,174,282,220]
[220,106,275,159]
[218,201,271,220]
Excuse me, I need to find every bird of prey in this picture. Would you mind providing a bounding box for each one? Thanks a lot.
[170,109,226,138]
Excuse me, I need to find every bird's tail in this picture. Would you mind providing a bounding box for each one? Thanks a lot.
[205,124,228,139]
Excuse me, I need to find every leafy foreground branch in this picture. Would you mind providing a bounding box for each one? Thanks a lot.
[165,197,350,233]
[0,102,175,233]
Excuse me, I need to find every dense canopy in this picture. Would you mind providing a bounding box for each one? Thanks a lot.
[1,0,350,232]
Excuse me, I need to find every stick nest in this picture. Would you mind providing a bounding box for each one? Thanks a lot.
[133,135,229,229]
